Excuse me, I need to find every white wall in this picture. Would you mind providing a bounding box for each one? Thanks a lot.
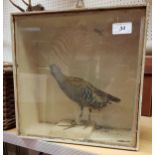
[3,0,151,62]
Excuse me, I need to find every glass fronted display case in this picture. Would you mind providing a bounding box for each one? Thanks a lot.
[11,7,146,150]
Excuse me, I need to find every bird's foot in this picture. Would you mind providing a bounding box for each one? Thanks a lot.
[94,124,103,130]
[57,119,77,130]
[79,120,95,128]
[63,120,77,130]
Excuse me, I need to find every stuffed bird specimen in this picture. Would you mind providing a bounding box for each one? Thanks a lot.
[49,64,121,123]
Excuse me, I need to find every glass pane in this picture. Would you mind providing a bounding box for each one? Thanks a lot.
[13,7,146,149]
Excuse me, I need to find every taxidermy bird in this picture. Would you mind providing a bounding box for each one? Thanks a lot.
[9,0,44,12]
[49,64,121,123]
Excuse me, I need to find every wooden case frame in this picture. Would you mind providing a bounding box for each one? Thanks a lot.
[11,5,149,150]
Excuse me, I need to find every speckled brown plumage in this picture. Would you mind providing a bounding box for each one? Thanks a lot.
[49,64,121,122]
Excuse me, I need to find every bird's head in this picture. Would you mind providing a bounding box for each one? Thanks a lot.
[49,64,62,76]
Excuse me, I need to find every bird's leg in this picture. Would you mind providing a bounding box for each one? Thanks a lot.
[78,106,89,126]
[63,120,77,130]
[88,108,92,123]
[79,106,83,120]
[82,108,92,128]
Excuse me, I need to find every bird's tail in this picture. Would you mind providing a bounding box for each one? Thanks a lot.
[107,94,121,102]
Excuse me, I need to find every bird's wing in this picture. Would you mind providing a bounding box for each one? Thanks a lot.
[65,76,120,106]
[65,76,94,102]
[94,88,120,102]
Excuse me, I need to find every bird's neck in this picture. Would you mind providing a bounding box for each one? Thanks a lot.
[52,70,65,84]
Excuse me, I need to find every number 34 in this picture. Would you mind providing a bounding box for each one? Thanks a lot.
[119,26,126,31]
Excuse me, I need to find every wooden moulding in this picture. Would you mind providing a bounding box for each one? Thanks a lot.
[11,5,149,150]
